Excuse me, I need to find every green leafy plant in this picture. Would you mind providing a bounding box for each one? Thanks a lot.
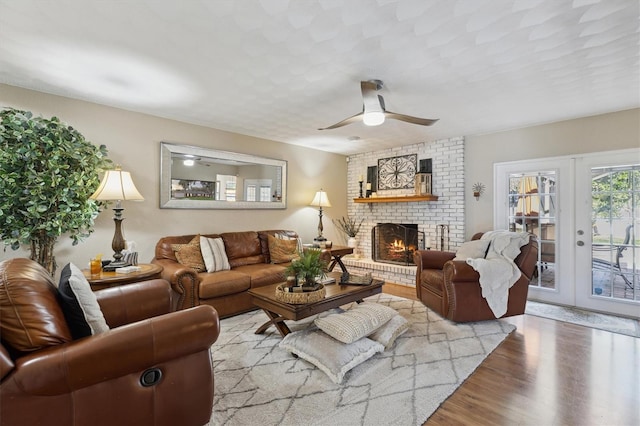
[284,249,328,286]
[333,216,364,238]
[0,108,113,275]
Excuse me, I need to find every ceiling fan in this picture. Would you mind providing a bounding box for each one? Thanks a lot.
[318,80,438,130]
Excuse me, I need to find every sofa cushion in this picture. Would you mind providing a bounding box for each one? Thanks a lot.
[58,263,110,338]
[268,234,300,264]
[233,263,287,288]
[0,258,72,353]
[200,236,231,272]
[221,231,265,267]
[172,235,206,272]
[198,270,251,299]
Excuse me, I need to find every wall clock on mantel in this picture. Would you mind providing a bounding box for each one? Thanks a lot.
[377,154,417,190]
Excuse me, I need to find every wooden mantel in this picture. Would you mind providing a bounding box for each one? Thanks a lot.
[353,195,439,203]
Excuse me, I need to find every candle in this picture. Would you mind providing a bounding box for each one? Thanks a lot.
[359,174,364,182]
[366,183,371,190]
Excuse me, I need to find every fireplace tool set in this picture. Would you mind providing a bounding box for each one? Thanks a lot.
[436,224,450,251]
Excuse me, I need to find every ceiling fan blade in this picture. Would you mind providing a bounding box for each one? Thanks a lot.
[318,111,363,130]
[384,111,439,126]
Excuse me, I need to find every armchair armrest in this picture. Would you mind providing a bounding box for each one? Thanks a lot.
[96,279,173,328]
[4,305,219,396]
[151,258,200,310]
[443,260,481,282]
[414,250,456,270]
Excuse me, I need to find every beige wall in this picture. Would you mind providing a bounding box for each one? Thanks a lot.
[0,84,348,272]
[464,108,640,238]
[2,83,637,271]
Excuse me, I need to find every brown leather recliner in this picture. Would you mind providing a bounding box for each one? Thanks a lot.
[413,233,538,322]
[0,258,220,426]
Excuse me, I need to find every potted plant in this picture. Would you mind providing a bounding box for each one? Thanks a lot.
[284,249,328,288]
[333,216,364,248]
[0,108,113,275]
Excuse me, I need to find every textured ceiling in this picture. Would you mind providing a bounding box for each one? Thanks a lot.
[0,0,638,155]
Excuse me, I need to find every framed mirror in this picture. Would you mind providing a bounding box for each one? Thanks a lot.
[160,142,287,209]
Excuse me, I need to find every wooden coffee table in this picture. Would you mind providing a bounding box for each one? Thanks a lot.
[248,272,384,337]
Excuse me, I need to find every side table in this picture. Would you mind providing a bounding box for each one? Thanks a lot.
[83,263,163,291]
[325,246,354,274]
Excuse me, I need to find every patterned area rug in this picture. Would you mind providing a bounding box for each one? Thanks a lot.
[525,301,640,338]
[208,294,516,426]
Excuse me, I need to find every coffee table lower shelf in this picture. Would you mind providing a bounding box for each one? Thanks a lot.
[249,275,384,337]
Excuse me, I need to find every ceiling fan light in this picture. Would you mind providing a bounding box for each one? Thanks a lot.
[363,111,385,126]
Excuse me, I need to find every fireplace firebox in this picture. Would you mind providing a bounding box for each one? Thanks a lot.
[372,223,424,266]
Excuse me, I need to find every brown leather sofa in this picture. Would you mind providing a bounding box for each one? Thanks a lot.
[413,232,538,322]
[0,258,220,426]
[152,230,329,318]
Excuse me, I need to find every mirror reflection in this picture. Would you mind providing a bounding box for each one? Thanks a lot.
[160,142,287,209]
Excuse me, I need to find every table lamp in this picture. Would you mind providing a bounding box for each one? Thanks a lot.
[90,165,144,270]
[310,189,331,242]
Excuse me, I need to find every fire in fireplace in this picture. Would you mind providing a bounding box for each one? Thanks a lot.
[372,223,424,266]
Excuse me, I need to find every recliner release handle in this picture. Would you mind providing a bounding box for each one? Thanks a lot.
[140,368,163,387]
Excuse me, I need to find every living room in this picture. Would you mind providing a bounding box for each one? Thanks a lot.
[1,1,639,425]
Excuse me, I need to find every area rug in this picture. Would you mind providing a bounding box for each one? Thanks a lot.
[208,294,516,426]
[525,300,640,338]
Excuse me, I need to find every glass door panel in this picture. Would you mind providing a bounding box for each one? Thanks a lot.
[590,165,638,301]
[508,172,557,290]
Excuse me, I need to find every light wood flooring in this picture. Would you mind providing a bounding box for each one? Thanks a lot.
[382,283,640,426]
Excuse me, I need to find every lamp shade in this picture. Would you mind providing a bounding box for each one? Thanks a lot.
[310,190,331,208]
[90,166,144,201]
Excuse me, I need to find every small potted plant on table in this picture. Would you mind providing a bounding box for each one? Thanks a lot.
[333,216,364,249]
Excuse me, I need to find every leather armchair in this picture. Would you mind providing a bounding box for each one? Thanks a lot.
[0,258,220,426]
[414,233,538,322]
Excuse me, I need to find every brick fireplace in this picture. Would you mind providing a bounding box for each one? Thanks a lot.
[341,136,465,286]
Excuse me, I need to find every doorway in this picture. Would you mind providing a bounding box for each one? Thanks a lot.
[496,149,640,318]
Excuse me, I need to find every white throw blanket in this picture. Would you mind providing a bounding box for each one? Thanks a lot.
[465,231,530,318]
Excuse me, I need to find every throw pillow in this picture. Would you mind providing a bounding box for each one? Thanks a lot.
[58,263,110,339]
[314,302,398,344]
[200,236,231,272]
[279,328,384,384]
[453,239,491,261]
[172,235,206,272]
[268,234,300,264]
[275,232,304,254]
[368,314,409,350]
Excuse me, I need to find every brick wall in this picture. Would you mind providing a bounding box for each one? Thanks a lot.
[343,137,465,286]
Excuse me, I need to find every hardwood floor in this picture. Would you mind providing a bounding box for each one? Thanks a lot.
[382,283,640,426]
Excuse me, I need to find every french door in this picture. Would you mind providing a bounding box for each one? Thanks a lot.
[495,158,574,306]
[496,149,640,318]
[575,151,639,318]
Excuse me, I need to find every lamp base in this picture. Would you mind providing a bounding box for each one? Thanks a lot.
[313,236,327,242]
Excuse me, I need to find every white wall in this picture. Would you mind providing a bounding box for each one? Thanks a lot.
[0,84,348,273]
[464,108,640,238]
